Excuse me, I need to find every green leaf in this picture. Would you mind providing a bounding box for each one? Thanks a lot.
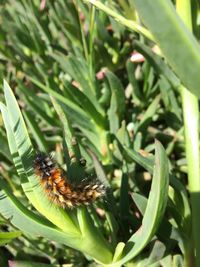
[0,230,21,246]
[168,178,191,239]
[119,173,130,240]
[126,60,142,103]
[158,76,182,123]
[0,103,31,185]
[136,94,161,133]
[91,151,118,245]
[112,242,125,263]
[110,140,169,266]
[131,193,147,215]
[122,145,154,174]
[0,130,12,162]
[50,96,85,181]
[133,0,200,98]
[106,71,125,133]
[131,240,166,267]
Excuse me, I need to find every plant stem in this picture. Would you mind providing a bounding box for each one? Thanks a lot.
[180,87,199,266]
[82,0,154,41]
[77,208,114,264]
[176,0,200,266]
[89,4,95,78]
[75,0,89,61]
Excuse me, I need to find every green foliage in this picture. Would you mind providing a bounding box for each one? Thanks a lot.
[0,231,22,246]
[0,0,199,266]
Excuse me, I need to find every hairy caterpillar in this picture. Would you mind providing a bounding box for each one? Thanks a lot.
[33,153,106,208]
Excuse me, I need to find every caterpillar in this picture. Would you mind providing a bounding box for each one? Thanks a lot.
[33,152,106,208]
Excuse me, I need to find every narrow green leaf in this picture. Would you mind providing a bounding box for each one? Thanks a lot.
[168,178,191,238]
[123,145,154,174]
[126,60,142,102]
[91,152,118,244]
[0,103,33,189]
[136,94,161,133]
[119,173,130,240]
[112,242,125,262]
[107,71,125,133]
[172,254,184,267]
[131,193,147,215]
[0,131,12,162]
[50,96,85,181]
[0,231,21,246]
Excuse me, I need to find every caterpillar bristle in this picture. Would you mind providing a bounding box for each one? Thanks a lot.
[33,152,106,208]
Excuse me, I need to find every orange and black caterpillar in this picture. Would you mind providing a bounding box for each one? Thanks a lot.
[33,152,106,208]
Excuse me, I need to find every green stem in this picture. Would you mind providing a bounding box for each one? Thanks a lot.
[82,0,154,41]
[75,0,89,61]
[89,4,95,78]
[176,0,200,266]
[77,208,114,264]
[180,87,199,266]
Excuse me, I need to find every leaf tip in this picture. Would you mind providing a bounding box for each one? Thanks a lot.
[3,79,12,95]
[3,79,8,87]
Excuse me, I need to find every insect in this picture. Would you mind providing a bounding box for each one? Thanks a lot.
[33,152,106,208]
